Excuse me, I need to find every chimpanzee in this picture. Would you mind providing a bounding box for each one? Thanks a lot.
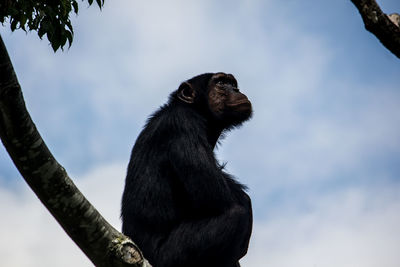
[121,72,253,267]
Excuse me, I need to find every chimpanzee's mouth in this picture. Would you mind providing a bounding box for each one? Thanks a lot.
[226,99,251,107]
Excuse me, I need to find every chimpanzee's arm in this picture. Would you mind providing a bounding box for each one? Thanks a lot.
[156,204,249,267]
[224,173,253,258]
[154,140,251,266]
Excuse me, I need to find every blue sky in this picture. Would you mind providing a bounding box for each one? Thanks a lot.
[1,0,400,266]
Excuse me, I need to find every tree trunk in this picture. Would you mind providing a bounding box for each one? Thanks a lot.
[351,0,400,59]
[0,34,151,267]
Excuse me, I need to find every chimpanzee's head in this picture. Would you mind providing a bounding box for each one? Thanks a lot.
[174,72,252,129]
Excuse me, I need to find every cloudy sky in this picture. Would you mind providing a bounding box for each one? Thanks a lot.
[1,0,400,266]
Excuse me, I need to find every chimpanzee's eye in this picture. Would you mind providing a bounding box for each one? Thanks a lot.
[216,80,225,86]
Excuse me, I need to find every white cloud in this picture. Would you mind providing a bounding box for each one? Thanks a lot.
[219,77,400,197]
[242,185,400,267]
[0,164,125,267]
[0,181,91,267]
[73,162,126,230]
[2,165,400,266]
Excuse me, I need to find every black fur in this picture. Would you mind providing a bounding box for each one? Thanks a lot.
[121,73,252,267]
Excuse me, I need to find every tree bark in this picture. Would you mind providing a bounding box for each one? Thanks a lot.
[350,0,400,59]
[0,34,151,267]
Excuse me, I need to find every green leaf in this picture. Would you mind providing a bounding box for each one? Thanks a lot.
[72,1,79,13]
[49,31,61,52]
[10,19,18,31]
[2,0,104,51]
[95,0,103,9]
[20,15,28,31]
[65,20,73,33]
[9,8,19,16]
[65,30,73,47]
[38,27,45,39]
[51,42,60,52]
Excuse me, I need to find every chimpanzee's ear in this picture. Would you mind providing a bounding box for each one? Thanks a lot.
[177,82,195,104]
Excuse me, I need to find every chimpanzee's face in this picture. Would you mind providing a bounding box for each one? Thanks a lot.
[207,73,252,127]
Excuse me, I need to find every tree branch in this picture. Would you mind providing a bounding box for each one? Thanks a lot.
[0,34,151,267]
[350,0,400,59]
